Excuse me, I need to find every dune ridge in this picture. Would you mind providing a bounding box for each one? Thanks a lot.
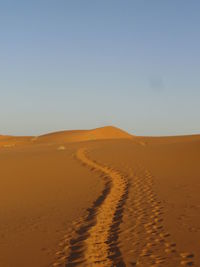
[0,126,133,148]
[37,126,133,144]
[1,126,200,148]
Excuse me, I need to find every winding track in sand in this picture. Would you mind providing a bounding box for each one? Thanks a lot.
[65,148,129,266]
[53,147,196,267]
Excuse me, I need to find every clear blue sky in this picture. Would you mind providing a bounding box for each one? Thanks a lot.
[1,1,200,136]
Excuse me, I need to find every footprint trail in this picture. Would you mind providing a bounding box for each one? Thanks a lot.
[121,167,196,266]
[53,148,196,267]
[65,148,129,266]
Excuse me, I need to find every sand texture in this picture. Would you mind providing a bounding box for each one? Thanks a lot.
[0,126,200,266]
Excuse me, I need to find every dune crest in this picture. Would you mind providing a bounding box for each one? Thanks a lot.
[37,126,133,144]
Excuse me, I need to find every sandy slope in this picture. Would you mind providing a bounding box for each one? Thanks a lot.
[0,127,200,266]
[36,126,133,144]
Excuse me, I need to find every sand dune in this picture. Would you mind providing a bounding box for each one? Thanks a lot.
[36,126,133,144]
[0,127,200,266]
[0,126,132,148]
[0,135,33,148]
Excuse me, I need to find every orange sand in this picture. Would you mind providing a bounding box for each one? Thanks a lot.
[0,126,199,266]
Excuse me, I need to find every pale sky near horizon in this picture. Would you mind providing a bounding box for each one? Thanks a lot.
[1,1,200,136]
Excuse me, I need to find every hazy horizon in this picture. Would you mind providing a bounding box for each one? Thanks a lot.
[1,1,200,136]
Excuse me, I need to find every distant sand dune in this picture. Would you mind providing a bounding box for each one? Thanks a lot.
[37,126,133,144]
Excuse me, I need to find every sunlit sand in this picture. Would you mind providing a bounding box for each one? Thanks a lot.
[0,126,199,266]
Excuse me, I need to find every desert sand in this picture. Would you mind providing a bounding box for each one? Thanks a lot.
[0,126,200,266]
